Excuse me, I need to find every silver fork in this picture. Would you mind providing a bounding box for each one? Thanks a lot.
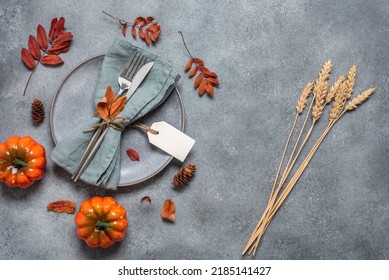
[71,52,147,181]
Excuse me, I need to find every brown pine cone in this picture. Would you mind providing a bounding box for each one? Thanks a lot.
[31,99,45,125]
[173,163,196,187]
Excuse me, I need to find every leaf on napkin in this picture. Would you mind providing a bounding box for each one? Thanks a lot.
[47,200,76,214]
[21,17,73,96]
[126,148,140,161]
[102,11,161,45]
[141,196,151,203]
[161,199,176,222]
[179,31,220,97]
[96,86,127,120]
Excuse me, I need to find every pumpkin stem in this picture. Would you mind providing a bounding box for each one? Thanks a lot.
[96,220,113,230]
[13,158,28,167]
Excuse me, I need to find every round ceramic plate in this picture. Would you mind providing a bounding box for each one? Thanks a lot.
[50,54,184,187]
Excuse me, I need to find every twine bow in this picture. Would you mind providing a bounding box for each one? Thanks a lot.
[84,116,127,133]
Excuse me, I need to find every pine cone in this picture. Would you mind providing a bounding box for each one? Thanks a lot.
[31,99,45,125]
[173,163,196,187]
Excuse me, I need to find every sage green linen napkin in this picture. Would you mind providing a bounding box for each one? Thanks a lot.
[51,38,179,189]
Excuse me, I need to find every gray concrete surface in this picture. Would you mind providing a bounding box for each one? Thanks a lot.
[0,0,388,259]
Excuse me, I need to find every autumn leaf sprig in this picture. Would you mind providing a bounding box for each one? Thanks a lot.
[179,31,220,96]
[21,17,73,96]
[102,11,161,45]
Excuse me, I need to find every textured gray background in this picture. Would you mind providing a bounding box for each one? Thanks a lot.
[0,0,388,260]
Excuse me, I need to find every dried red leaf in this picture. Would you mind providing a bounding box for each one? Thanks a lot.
[144,30,151,45]
[47,200,76,214]
[37,24,48,50]
[199,79,207,95]
[189,66,198,78]
[206,82,214,96]
[184,59,193,71]
[131,26,136,38]
[40,55,64,65]
[133,17,145,26]
[28,35,41,60]
[193,58,204,66]
[53,17,65,39]
[47,42,71,55]
[161,199,176,222]
[138,28,145,39]
[206,77,220,86]
[141,196,151,203]
[202,69,218,78]
[145,17,154,24]
[48,18,58,42]
[194,73,203,89]
[21,48,36,69]
[126,148,140,161]
[53,32,73,45]
[121,22,127,37]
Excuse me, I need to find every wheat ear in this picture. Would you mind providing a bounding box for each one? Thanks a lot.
[345,88,376,111]
[312,60,332,121]
[326,75,346,104]
[344,65,357,100]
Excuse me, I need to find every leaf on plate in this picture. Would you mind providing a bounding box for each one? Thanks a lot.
[141,196,151,203]
[161,199,176,222]
[126,148,140,161]
[21,48,36,69]
[179,31,220,97]
[47,200,76,214]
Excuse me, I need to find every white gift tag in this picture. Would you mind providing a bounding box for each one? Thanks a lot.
[147,121,195,162]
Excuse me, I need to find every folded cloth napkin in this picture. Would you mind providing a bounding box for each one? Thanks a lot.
[51,38,179,189]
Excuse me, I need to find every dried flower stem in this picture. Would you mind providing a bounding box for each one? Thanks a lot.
[102,11,133,26]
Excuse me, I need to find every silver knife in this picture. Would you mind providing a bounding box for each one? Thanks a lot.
[126,61,154,101]
[73,61,155,182]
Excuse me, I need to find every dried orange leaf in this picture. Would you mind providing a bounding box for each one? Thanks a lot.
[121,22,127,37]
[184,59,193,71]
[53,17,65,39]
[47,200,76,214]
[126,148,140,161]
[37,24,48,50]
[105,86,115,108]
[139,27,145,39]
[48,18,58,42]
[134,17,145,26]
[144,30,151,45]
[193,58,204,66]
[161,199,176,222]
[199,79,207,95]
[47,42,71,55]
[131,26,136,38]
[206,77,220,86]
[141,196,151,203]
[145,17,154,24]
[53,32,73,45]
[194,73,203,89]
[21,48,36,69]
[97,101,109,119]
[28,35,41,60]
[109,96,126,118]
[189,66,198,78]
[206,82,214,96]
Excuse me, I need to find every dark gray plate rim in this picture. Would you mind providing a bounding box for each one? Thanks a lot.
[50,53,185,187]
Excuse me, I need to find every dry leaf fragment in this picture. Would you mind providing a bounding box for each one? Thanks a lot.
[185,59,193,71]
[47,200,76,214]
[194,73,203,89]
[109,96,126,118]
[126,148,140,161]
[48,18,57,42]
[189,66,198,78]
[141,196,151,203]
[161,199,176,222]
[120,21,128,37]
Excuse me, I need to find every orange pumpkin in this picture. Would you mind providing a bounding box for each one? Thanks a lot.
[75,197,128,248]
[0,135,46,188]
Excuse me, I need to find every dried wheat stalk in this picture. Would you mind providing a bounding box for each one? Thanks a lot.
[243,62,376,256]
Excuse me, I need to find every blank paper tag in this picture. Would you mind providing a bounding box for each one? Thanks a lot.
[147,121,195,162]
